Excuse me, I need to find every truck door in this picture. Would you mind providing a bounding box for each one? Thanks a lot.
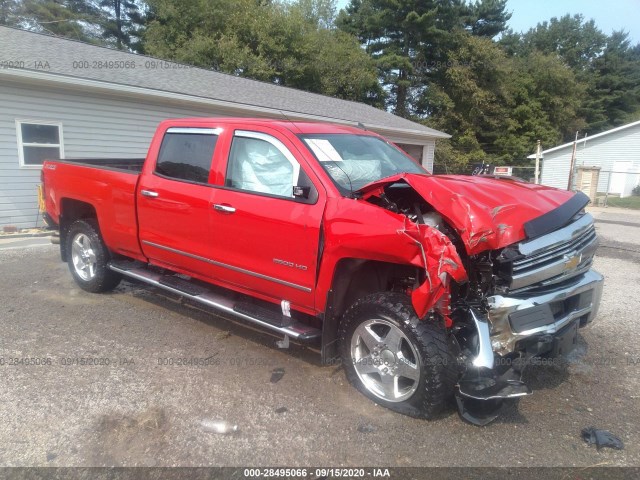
[137,126,222,279]
[209,129,325,312]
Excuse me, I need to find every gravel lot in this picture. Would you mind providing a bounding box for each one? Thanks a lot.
[0,207,639,468]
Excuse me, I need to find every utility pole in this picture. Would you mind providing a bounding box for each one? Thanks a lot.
[534,140,541,184]
[567,131,579,191]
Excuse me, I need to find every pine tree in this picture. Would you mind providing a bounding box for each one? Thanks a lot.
[20,0,102,42]
[337,0,511,117]
[0,0,22,27]
[99,0,148,51]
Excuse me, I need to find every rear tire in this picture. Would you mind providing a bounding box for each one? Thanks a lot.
[66,219,121,293]
[339,292,459,418]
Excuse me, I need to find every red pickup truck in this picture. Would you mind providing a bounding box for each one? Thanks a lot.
[42,118,603,424]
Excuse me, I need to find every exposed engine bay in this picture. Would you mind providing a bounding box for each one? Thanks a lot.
[364,181,503,313]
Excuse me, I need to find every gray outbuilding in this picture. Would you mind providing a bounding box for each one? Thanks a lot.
[530,120,640,201]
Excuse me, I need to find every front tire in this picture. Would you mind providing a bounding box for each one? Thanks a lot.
[66,219,121,293]
[339,292,458,418]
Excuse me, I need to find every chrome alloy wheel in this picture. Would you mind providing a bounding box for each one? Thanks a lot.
[350,319,421,402]
[71,233,98,281]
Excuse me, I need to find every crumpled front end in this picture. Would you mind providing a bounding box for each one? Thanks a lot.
[487,270,603,355]
[321,195,469,320]
[355,174,604,425]
[356,172,577,254]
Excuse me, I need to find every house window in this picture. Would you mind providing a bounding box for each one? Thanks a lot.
[16,121,64,168]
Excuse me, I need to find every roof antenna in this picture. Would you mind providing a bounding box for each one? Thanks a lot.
[357,122,367,131]
[279,110,294,124]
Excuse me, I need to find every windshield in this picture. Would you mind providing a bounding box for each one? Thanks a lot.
[299,134,426,193]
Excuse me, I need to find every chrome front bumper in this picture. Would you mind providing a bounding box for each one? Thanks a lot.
[486,269,604,356]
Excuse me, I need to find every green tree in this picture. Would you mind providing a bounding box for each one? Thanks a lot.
[337,0,510,117]
[0,0,22,27]
[143,0,381,104]
[467,0,511,37]
[295,0,337,28]
[421,33,513,169]
[587,31,640,131]
[338,0,443,117]
[502,15,640,136]
[308,28,383,104]
[517,14,607,71]
[497,51,585,158]
[421,32,586,171]
[99,0,148,51]
[19,0,102,41]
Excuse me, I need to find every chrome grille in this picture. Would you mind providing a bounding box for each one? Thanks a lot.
[509,214,599,292]
[513,226,596,271]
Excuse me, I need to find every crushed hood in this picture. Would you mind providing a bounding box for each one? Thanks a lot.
[358,173,578,254]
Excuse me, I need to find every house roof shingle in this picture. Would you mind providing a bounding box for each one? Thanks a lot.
[0,26,449,140]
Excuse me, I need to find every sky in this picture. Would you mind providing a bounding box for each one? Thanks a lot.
[335,0,640,44]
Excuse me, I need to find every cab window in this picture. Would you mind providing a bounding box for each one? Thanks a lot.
[156,127,219,184]
[225,131,301,198]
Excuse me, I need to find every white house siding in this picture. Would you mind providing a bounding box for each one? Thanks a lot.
[0,81,229,228]
[422,139,435,172]
[396,141,434,170]
[540,123,640,193]
[396,143,423,163]
[539,150,572,190]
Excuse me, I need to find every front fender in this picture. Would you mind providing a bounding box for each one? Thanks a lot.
[404,220,467,317]
[316,198,467,317]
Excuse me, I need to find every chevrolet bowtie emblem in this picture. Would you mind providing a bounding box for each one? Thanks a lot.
[563,252,582,271]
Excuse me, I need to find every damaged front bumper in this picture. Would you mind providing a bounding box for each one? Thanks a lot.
[455,269,603,425]
[487,269,604,356]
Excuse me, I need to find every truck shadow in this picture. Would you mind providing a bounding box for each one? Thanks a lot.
[113,279,324,367]
[521,334,589,392]
[446,335,592,426]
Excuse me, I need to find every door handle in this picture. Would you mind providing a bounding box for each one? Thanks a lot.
[140,190,159,198]
[213,204,236,214]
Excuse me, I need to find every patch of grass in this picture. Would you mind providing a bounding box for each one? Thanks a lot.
[605,195,640,209]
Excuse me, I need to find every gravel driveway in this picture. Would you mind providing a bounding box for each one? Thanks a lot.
[0,207,639,468]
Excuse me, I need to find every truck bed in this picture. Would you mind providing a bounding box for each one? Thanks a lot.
[55,157,145,173]
[42,158,144,260]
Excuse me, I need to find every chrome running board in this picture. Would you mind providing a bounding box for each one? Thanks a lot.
[108,262,321,342]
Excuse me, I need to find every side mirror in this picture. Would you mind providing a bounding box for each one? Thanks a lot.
[293,185,311,199]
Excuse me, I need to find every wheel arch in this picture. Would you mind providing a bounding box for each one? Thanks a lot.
[320,258,419,365]
[59,198,98,262]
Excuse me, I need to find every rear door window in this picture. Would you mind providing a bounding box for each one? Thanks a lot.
[156,128,219,184]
